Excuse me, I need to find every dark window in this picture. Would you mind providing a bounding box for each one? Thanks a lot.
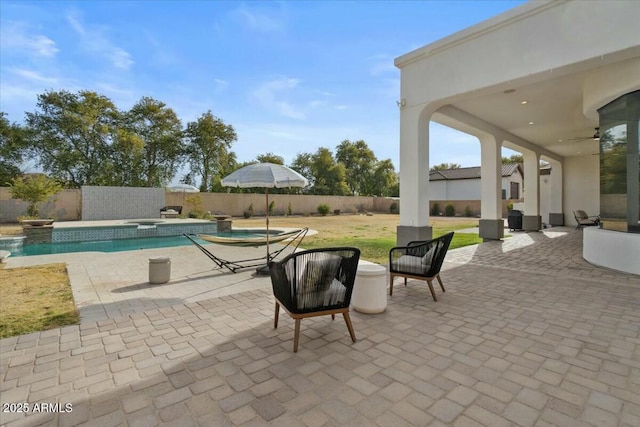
[598,90,640,233]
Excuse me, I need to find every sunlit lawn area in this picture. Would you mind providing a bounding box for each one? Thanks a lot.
[0,263,79,339]
[234,214,482,264]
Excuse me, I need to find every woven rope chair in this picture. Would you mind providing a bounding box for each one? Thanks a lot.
[389,232,454,301]
[269,247,360,352]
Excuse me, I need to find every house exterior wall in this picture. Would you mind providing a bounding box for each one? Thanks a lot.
[430,169,522,201]
[564,155,600,226]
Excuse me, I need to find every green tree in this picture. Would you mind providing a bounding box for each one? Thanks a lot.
[184,111,236,191]
[369,159,399,196]
[336,139,376,195]
[0,113,28,185]
[9,174,63,218]
[502,154,524,164]
[125,97,184,187]
[292,148,348,195]
[430,163,461,171]
[25,90,121,187]
[256,153,284,165]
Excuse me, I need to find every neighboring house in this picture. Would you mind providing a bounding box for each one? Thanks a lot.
[429,164,523,201]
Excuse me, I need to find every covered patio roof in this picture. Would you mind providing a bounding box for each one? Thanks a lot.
[395,0,640,161]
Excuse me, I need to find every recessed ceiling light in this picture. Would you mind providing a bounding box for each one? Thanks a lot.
[528,121,534,125]
[558,139,563,142]
[521,100,528,105]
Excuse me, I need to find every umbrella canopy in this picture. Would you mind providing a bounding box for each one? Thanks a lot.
[221,163,308,268]
[221,163,308,189]
[167,183,200,193]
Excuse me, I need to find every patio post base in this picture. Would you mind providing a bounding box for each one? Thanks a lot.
[396,225,432,247]
[549,213,564,226]
[479,219,504,241]
[523,215,542,232]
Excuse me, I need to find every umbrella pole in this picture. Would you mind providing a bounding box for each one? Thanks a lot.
[265,188,270,261]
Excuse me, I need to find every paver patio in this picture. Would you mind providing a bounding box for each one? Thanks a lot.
[1,227,639,426]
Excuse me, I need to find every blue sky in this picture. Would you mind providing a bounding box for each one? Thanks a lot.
[1,0,524,181]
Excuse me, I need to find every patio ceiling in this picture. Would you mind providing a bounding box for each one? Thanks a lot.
[430,47,640,160]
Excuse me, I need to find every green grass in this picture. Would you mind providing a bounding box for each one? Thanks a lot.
[302,228,481,264]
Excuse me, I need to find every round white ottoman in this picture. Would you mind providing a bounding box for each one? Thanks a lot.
[352,263,387,314]
[149,257,171,284]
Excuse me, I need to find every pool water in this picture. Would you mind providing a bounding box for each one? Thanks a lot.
[8,235,212,257]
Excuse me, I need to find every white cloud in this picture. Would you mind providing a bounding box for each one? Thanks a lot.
[66,13,134,70]
[234,5,284,33]
[0,21,59,58]
[11,68,59,84]
[252,77,305,120]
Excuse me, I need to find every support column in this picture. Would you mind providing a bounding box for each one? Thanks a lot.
[523,150,542,231]
[479,136,504,241]
[547,159,564,226]
[397,105,432,246]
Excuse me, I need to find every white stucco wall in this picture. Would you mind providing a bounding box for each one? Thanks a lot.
[563,155,600,226]
[540,173,551,225]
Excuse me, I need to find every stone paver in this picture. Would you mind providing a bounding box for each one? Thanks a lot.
[1,226,639,426]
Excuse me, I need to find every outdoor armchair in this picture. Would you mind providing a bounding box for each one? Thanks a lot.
[268,247,360,352]
[388,232,454,301]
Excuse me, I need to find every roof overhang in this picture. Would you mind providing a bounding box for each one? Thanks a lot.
[395,0,640,160]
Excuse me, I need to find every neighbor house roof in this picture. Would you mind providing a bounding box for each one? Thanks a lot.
[429,164,523,181]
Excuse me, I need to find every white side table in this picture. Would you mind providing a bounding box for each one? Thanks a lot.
[149,257,171,284]
[352,262,387,313]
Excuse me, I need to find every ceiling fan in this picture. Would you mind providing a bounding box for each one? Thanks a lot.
[568,127,600,142]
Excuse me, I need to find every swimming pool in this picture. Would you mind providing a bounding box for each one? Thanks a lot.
[6,235,209,257]
[4,230,273,257]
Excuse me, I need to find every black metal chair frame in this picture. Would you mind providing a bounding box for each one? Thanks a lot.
[184,228,309,273]
[269,247,361,352]
[388,232,454,301]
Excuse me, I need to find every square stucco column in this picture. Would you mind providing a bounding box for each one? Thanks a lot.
[547,159,564,225]
[397,105,432,246]
[523,151,542,231]
[479,136,504,241]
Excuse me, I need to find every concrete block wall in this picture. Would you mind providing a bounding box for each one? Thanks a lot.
[81,186,165,220]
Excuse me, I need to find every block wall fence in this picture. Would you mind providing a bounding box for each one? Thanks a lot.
[0,186,514,223]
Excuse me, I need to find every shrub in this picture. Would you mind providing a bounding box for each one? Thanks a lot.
[507,202,514,211]
[243,204,254,219]
[430,202,440,216]
[268,200,275,215]
[464,205,474,217]
[445,203,456,217]
[317,204,330,216]
[334,209,341,215]
[188,211,199,218]
[9,175,62,218]
[389,202,399,214]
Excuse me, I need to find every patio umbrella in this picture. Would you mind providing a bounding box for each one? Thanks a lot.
[221,162,308,261]
[167,183,200,205]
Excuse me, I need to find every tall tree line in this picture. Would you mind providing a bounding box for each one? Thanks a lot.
[1,89,399,196]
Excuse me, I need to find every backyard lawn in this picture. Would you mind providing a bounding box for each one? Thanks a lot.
[234,213,482,264]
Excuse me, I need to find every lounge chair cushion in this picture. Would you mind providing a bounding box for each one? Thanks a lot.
[422,246,436,266]
[394,255,425,275]
[297,255,341,309]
